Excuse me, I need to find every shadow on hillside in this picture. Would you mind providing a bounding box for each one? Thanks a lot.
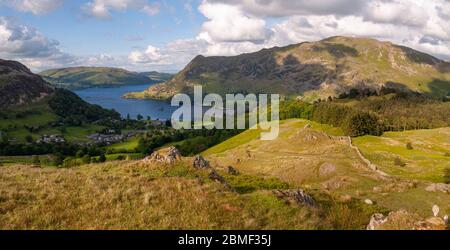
[428,79,450,97]
[394,45,439,66]
[312,43,359,59]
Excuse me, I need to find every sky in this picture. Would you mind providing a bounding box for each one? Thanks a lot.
[0,0,450,73]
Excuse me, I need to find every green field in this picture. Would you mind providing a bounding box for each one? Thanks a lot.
[353,128,450,182]
[106,137,140,152]
[0,102,106,143]
[0,155,54,166]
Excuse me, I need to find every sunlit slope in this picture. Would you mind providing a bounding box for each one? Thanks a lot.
[353,128,450,182]
[204,119,450,217]
[205,119,381,188]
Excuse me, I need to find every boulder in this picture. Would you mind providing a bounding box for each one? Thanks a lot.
[432,205,440,217]
[143,146,181,165]
[274,189,316,207]
[364,199,374,205]
[367,213,387,230]
[193,155,211,169]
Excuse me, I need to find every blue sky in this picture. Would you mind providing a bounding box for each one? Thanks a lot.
[0,0,204,56]
[0,0,449,73]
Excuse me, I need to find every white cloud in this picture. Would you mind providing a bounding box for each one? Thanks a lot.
[0,17,67,59]
[129,45,163,63]
[198,2,270,43]
[205,0,367,17]
[1,0,63,15]
[185,0,450,61]
[83,0,160,19]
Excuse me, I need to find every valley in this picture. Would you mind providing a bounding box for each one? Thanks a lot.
[0,36,449,230]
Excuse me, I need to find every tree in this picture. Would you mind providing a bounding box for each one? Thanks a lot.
[76,150,85,158]
[99,154,107,163]
[127,114,131,120]
[147,116,152,121]
[137,114,144,121]
[346,112,383,137]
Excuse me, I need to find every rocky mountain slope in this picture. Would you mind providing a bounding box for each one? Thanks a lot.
[126,36,450,100]
[40,67,170,90]
[0,59,54,109]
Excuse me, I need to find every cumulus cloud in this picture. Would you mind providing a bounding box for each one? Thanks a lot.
[198,2,270,43]
[83,0,160,19]
[0,17,71,60]
[182,0,450,61]
[0,0,64,15]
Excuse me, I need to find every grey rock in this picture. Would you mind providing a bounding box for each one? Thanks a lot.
[274,189,316,207]
[193,155,210,169]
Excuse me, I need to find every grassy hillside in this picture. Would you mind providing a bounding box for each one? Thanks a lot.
[126,36,450,100]
[40,67,167,90]
[353,128,450,182]
[0,159,384,230]
[0,99,107,144]
[205,119,450,218]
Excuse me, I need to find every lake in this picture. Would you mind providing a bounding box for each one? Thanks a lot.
[74,84,176,120]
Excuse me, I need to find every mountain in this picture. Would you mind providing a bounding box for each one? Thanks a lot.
[125,36,450,100]
[0,59,120,137]
[0,59,54,109]
[40,67,170,90]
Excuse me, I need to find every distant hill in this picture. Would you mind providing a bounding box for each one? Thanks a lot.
[139,71,173,82]
[125,36,450,100]
[0,59,54,109]
[40,67,172,90]
[0,59,120,121]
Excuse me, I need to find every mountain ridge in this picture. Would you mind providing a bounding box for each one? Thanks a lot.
[124,36,450,100]
[40,67,173,90]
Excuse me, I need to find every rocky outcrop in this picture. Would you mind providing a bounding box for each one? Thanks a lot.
[209,170,232,190]
[144,146,182,165]
[425,183,450,193]
[193,155,211,169]
[367,210,447,230]
[274,189,316,207]
[0,59,54,109]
